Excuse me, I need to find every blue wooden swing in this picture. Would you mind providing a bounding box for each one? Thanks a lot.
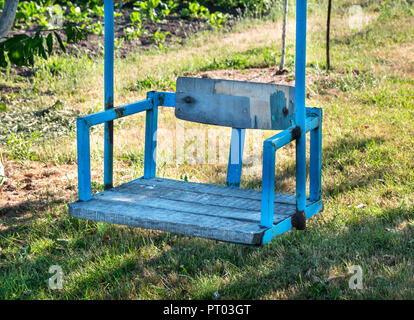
[69,0,323,245]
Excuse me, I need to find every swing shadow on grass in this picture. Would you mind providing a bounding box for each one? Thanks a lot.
[138,204,413,300]
[239,135,387,196]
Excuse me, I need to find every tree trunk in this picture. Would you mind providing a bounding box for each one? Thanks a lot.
[326,0,332,71]
[279,0,288,70]
[0,0,19,40]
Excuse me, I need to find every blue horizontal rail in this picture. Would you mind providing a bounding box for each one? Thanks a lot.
[266,127,296,149]
[79,99,153,127]
[152,91,176,107]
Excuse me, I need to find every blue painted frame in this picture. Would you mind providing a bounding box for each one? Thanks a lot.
[226,128,245,188]
[144,92,158,178]
[104,0,114,190]
[75,0,323,245]
[295,0,308,220]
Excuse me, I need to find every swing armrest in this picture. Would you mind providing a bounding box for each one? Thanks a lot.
[260,111,322,228]
[78,99,153,127]
[76,99,154,202]
[76,91,176,202]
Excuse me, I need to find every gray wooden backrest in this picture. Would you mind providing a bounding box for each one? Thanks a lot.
[175,77,295,130]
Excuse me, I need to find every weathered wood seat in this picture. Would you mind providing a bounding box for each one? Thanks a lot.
[70,178,318,245]
[68,0,323,246]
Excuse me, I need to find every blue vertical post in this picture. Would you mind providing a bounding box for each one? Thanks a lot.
[104,0,114,190]
[77,119,91,201]
[294,0,307,228]
[227,128,245,188]
[310,109,322,201]
[260,141,276,228]
[144,92,158,178]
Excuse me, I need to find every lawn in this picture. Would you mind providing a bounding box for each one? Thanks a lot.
[0,0,413,299]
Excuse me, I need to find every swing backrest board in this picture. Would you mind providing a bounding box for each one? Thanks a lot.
[175,77,295,130]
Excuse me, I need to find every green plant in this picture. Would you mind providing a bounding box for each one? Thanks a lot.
[151,29,170,50]
[91,4,105,18]
[116,149,145,167]
[42,4,65,28]
[182,2,210,19]
[134,0,162,23]
[241,0,276,17]
[310,280,342,299]
[91,182,105,193]
[130,10,142,27]
[159,0,178,18]
[115,37,125,50]
[6,132,40,163]
[15,1,45,25]
[125,10,144,39]
[125,27,143,40]
[96,222,109,237]
[67,5,93,27]
[90,21,104,35]
[208,12,229,29]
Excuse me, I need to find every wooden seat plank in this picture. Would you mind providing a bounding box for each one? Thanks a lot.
[117,182,295,214]
[94,190,293,223]
[131,178,311,206]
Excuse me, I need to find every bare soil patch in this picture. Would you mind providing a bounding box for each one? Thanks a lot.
[0,161,77,229]
[0,84,22,103]
[193,66,347,98]
[195,66,296,85]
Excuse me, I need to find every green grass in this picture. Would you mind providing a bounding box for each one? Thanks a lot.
[0,1,413,299]
[134,75,177,91]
